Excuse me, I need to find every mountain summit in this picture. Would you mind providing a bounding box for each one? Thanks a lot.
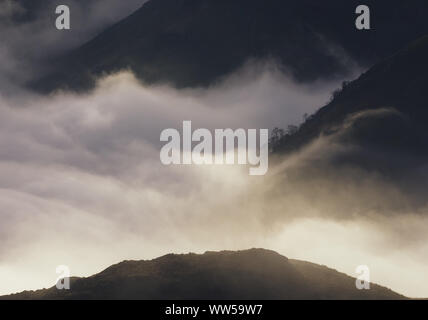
[1,249,403,300]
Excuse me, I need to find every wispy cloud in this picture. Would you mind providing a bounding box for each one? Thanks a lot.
[0,66,427,298]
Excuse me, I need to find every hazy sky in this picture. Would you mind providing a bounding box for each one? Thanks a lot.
[0,69,427,298]
[0,0,427,299]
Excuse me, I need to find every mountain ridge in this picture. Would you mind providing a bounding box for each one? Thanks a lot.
[273,35,428,162]
[1,249,405,300]
[31,0,428,92]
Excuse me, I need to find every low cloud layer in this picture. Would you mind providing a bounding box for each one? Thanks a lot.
[0,65,427,298]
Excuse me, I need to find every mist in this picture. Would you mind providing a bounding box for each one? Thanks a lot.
[0,60,427,298]
[0,0,146,89]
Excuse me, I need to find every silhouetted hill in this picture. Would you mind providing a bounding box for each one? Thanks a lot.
[32,0,428,92]
[1,249,404,300]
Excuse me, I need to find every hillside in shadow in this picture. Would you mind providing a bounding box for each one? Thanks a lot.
[31,0,428,92]
[1,249,404,300]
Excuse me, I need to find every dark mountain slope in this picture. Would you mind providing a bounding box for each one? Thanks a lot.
[32,0,428,92]
[274,35,428,161]
[1,249,404,300]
